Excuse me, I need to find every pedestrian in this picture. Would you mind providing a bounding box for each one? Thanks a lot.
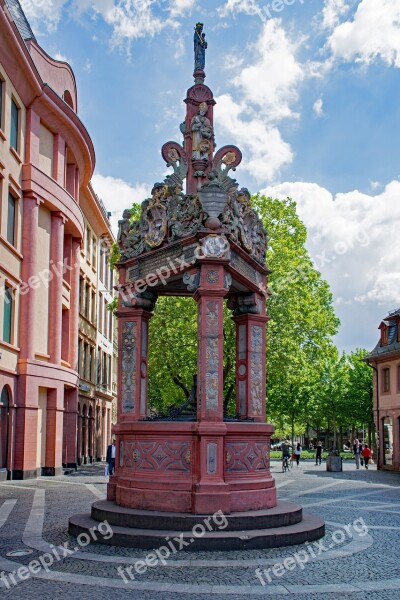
[315,441,323,465]
[353,438,361,469]
[362,444,372,469]
[281,440,292,471]
[106,438,116,475]
[294,442,302,467]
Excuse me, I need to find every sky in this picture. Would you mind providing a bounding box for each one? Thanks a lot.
[19,0,400,353]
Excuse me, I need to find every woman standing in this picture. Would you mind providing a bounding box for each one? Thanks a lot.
[315,441,323,465]
[294,443,302,467]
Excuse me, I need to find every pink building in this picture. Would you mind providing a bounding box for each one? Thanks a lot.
[0,0,116,479]
[366,308,400,471]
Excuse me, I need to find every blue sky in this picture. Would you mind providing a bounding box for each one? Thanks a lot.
[20,0,400,352]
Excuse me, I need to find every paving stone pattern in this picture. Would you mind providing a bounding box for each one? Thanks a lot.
[0,460,399,599]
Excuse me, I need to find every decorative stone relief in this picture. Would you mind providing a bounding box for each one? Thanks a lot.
[207,442,217,474]
[121,322,137,413]
[205,300,220,411]
[205,269,219,284]
[124,440,192,473]
[225,441,269,473]
[250,325,263,416]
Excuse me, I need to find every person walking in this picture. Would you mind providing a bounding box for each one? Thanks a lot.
[281,440,292,471]
[315,441,323,465]
[362,444,372,469]
[294,442,302,467]
[353,439,361,469]
[106,438,116,475]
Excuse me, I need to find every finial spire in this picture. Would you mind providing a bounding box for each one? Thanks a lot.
[194,22,207,83]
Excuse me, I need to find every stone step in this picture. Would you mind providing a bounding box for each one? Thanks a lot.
[91,500,303,531]
[68,512,325,551]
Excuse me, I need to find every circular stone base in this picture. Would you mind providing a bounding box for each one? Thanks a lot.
[68,501,325,551]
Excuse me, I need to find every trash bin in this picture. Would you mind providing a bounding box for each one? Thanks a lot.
[326,450,343,472]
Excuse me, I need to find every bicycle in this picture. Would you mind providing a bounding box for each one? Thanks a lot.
[282,455,292,472]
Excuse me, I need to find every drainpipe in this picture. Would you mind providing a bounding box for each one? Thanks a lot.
[367,362,380,469]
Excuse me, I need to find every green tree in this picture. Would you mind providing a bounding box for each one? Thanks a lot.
[253,195,340,441]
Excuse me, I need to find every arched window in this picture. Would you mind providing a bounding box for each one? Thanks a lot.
[0,387,10,469]
[63,90,74,110]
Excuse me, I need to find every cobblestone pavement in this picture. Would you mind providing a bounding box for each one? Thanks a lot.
[0,459,400,599]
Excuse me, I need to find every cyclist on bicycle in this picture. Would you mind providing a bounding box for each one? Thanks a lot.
[281,440,293,471]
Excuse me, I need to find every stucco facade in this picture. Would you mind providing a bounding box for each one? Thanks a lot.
[366,308,400,471]
[0,0,116,479]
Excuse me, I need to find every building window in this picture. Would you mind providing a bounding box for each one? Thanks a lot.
[382,367,390,393]
[79,276,84,315]
[85,283,90,319]
[0,79,4,131]
[382,326,388,346]
[397,365,400,393]
[102,352,108,386]
[86,227,91,263]
[7,193,16,246]
[109,307,113,340]
[104,301,108,338]
[91,290,96,324]
[92,236,97,269]
[99,246,104,283]
[83,342,88,380]
[78,339,82,376]
[97,348,102,385]
[10,99,19,152]
[3,286,14,344]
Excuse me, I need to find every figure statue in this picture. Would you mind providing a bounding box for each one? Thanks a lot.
[117,208,132,249]
[191,102,213,161]
[144,183,168,248]
[194,22,207,71]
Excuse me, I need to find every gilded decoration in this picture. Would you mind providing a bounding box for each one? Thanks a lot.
[121,322,137,413]
[250,325,263,416]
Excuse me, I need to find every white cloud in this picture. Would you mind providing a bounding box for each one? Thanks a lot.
[215,94,293,182]
[233,19,305,122]
[217,0,264,19]
[260,180,400,308]
[169,0,196,18]
[328,0,400,68]
[321,0,351,30]
[313,97,324,117]
[214,19,305,182]
[19,0,67,32]
[53,51,71,63]
[92,173,149,237]
[261,179,400,349]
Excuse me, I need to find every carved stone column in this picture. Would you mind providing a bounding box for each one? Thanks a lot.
[193,262,230,513]
[117,310,151,422]
[231,293,268,423]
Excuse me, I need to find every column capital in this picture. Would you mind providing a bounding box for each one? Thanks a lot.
[51,211,68,224]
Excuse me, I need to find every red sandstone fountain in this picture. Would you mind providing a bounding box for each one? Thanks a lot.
[69,24,324,549]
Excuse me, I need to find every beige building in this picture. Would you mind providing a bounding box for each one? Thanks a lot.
[0,0,116,479]
[366,308,400,471]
